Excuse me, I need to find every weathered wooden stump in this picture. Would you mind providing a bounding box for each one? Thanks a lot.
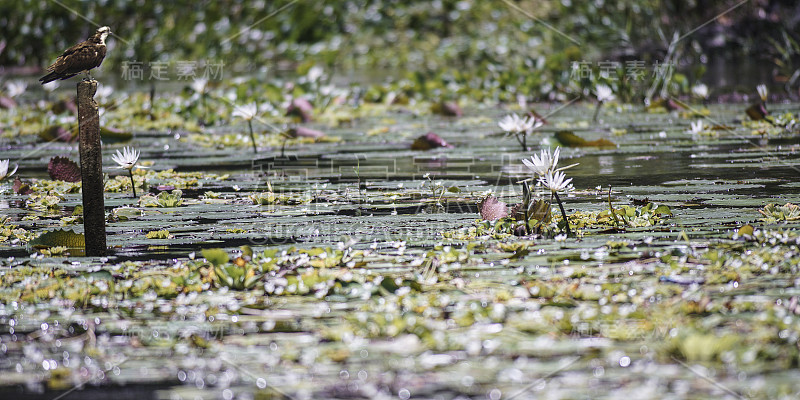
[77,80,107,256]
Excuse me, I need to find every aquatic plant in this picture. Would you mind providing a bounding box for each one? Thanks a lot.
[249,182,280,205]
[140,190,183,208]
[203,248,262,290]
[249,191,278,205]
[0,216,33,243]
[232,102,259,153]
[521,146,562,176]
[539,170,574,236]
[569,202,673,229]
[757,84,768,103]
[759,203,800,222]
[498,113,541,151]
[0,159,18,182]
[145,229,172,239]
[593,84,615,122]
[520,146,577,236]
[111,146,148,198]
[686,120,706,135]
[691,83,709,101]
[47,156,81,182]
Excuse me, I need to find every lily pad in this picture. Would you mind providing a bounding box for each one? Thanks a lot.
[29,229,85,249]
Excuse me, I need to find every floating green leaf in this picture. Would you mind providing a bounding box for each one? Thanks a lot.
[202,248,229,267]
[29,229,85,249]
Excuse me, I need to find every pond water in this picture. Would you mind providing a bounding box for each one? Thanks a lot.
[1,99,800,399]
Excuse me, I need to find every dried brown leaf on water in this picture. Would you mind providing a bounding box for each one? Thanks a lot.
[13,178,33,195]
[39,125,75,142]
[287,98,314,122]
[746,102,768,121]
[411,132,453,150]
[287,126,326,139]
[431,101,462,117]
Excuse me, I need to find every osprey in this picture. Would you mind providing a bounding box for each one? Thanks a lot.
[39,26,111,84]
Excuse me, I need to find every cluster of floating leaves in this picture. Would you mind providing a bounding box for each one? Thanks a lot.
[759,203,800,222]
[0,216,34,243]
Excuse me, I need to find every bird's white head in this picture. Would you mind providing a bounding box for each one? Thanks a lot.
[96,26,111,45]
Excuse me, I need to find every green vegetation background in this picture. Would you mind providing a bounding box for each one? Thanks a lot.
[1,0,798,100]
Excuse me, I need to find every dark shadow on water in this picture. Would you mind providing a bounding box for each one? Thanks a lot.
[0,384,170,400]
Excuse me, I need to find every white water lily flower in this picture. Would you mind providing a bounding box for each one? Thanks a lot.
[232,102,258,121]
[595,84,615,102]
[0,159,19,181]
[522,147,561,177]
[5,81,27,98]
[691,83,709,99]
[539,170,574,193]
[498,113,536,134]
[687,120,705,134]
[307,66,324,82]
[757,84,768,102]
[111,147,147,170]
[191,78,209,94]
[521,146,578,179]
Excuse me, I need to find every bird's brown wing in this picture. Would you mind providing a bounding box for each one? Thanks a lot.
[45,40,88,72]
[48,43,106,76]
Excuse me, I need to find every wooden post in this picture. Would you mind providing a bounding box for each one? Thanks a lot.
[77,80,107,256]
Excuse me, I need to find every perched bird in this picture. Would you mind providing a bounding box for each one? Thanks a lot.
[39,26,111,84]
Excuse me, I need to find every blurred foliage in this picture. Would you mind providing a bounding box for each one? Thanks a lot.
[1,0,798,100]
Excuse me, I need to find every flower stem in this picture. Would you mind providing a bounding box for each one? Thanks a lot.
[128,170,137,198]
[608,185,622,227]
[553,191,571,237]
[201,93,207,126]
[515,133,527,152]
[592,101,603,123]
[248,120,257,154]
[522,182,530,235]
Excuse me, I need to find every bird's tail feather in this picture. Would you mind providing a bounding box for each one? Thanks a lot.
[39,72,59,84]
[39,72,78,84]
